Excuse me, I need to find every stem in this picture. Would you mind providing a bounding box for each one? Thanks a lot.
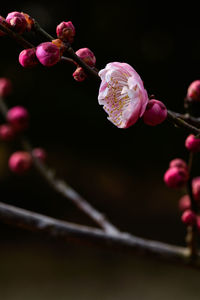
[0,97,119,235]
[61,56,77,66]
[0,201,198,267]
[167,110,200,135]
[169,111,200,128]
[0,20,34,49]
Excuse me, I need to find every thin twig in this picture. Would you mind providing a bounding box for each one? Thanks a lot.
[0,97,119,235]
[0,201,198,267]
[168,111,200,128]
[61,56,77,66]
[0,20,34,49]
[167,110,200,135]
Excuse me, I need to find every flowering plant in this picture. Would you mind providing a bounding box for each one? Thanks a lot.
[1,10,200,269]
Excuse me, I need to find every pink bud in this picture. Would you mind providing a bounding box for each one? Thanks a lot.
[185,134,200,152]
[179,195,191,211]
[7,106,29,132]
[192,177,200,202]
[56,21,75,43]
[9,151,32,174]
[19,48,38,68]
[181,209,196,226]
[0,124,16,141]
[0,16,6,36]
[73,67,87,82]
[169,158,188,170]
[164,167,189,188]
[0,78,12,98]
[75,48,96,67]
[32,148,46,162]
[143,99,167,126]
[6,11,27,34]
[36,42,60,67]
[187,80,200,102]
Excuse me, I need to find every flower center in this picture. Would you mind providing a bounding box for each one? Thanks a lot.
[104,74,131,127]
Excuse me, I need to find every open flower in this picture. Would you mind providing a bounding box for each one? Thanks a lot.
[98,62,149,128]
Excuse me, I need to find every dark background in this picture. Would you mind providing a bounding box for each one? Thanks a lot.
[0,1,200,299]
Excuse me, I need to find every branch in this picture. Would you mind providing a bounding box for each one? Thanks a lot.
[0,98,119,235]
[167,110,200,135]
[168,111,200,128]
[0,201,198,267]
[0,21,34,48]
[33,20,100,80]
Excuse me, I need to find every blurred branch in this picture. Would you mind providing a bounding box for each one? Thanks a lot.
[168,111,200,128]
[167,110,200,135]
[0,201,199,268]
[0,98,119,235]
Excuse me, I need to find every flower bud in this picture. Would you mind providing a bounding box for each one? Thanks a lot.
[75,48,96,67]
[0,78,12,98]
[169,158,188,170]
[56,21,75,43]
[143,99,167,126]
[181,209,196,226]
[7,106,29,131]
[19,48,38,68]
[179,195,191,211]
[0,124,16,141]
[9,151,32,174]
[187,80,200,102]
[73,67,87,82]
[192,177,200,202]
[32,148,46,162]
[36,42,60,67]
[164,167,189,188]
[185,134,200,152]
[6,11,27,34]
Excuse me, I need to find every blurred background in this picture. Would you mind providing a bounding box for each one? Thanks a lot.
[1,1,200,299]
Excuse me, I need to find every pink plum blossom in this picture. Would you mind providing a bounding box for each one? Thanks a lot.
[98,62,149,128]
